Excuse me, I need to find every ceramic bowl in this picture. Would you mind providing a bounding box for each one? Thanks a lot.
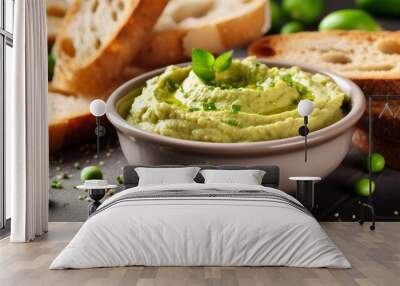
[106,61,366,191]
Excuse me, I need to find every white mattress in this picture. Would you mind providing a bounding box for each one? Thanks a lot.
[50,183,350,269]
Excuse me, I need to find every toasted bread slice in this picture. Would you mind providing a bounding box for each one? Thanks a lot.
[46,0,69,17]
[47,16,64,49]
[48,92,94,153]
[357,99,400,142]
[248,31,400,95]
[353,127,400,170]
[52,0,167,96]
[46,0,70,49]
[133,0,270,68]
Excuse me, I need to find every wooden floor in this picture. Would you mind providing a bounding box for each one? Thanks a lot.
[0,222,399,286]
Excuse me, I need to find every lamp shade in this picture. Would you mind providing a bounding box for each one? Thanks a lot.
[297,99,314,117]
[90,99,106,117]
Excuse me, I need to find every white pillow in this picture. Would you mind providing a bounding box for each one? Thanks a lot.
[135,167,201,186]
[200,169,266,185]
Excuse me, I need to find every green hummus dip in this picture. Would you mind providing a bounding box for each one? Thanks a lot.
[126,57,348,142]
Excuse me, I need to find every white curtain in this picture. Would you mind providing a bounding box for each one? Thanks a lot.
[8,0,49,242]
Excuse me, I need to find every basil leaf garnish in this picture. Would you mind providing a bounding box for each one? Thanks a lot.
[191,48,234,82]
[192,48,215,81]
[214,50,233,73]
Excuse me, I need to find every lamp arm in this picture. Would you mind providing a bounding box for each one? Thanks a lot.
[305,130,308,162]
[96,116,100,155]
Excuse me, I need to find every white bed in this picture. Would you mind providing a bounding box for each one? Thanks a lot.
[50,182,350,269]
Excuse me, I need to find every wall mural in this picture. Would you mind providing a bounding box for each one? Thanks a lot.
[46,0,400,222]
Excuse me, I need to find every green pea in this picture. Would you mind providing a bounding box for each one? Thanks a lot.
[51,180,63,189]
[281,21,304,34]
[319,9,381,32]
[80,165,103,182]
[283,0,324,25]
[48,51,55,81]
[363,153,385,173]
[354,178,375,197]
[270,1,285,32]
[356,0,400,17]
[74,162,82,170]
[116,175,124,185]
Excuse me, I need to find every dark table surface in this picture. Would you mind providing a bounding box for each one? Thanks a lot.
[49,0,400,222]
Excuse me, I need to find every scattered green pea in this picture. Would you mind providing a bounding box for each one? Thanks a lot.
[78,194,86,201]
[48,51,55,81]
[283,0,324,25]
[51,180,63,189]
[319,9,381,32]
[61,172,71,179]
[270,0,285,32]
[356,0,400,17]
[363,153,385,173]
[354,178,375,197]
[80,165,103,182]
[281,21,305,34]
[116,175,124,185]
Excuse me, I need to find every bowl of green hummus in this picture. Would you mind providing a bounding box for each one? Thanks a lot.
[106,57,365,191]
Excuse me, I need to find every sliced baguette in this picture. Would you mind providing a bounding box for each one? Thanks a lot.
[48,92,94,153]
[52,0,167,96]
[353,99,400,170]
[248,31,400,95]
[46,0,70,49]
[353,127,400,170]
[46,0,70,18]
[133,0,270,68]
[47,16,65,49]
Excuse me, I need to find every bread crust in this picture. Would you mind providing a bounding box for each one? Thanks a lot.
[134,0,268,69]
[353,128,400,170]
[250,30,400,170]
[49,113,97,153]
[52,0,167,96]
[353,99,400,170]
[217,3,266,50]
[46,0,69,17]
[134,30,187,68]
[248,31,400,95]
[351,79,400,96]
[47,15,65,51]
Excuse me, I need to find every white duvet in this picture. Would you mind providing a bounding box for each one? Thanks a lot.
[50,183,351,269]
